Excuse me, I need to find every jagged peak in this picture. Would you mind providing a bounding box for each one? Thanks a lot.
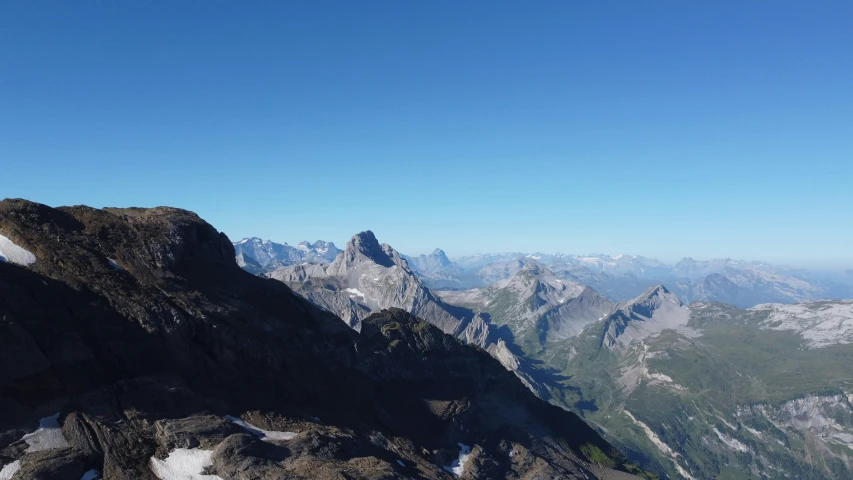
[335,230,400,269]
[234,236,263,245]
[646,284,671,295]
[518,260,549,277]
[349,230,380,250]
[623,284,683,313]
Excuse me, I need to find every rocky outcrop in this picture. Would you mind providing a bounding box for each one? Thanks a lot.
[600,285,689,349]
[269,231,495,347]
[0,199,635,479]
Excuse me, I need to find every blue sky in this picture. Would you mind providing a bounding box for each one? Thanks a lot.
[1,1,851,266]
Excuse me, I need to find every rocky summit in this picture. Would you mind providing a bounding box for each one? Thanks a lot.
[0,199,639,480]
[268,231,495,349]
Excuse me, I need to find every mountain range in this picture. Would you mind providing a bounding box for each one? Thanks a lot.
[5,202,851,479]
[233,237,341,271]
[437,262,614,347]
[440,261,853,479]
[545,293,853,480]
[231,236,853,310]
[400,250,853,308]
[266,231,494,349]
[0,199,645,480]
[237,232,853,479]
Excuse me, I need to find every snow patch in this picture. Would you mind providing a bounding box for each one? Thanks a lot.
[108,259,123,271]
[345,288,366,300]
[23,413,71,452]
[443,442,472,477]
[0,461,21,480]
[0,234,36,266]
[648,372,674,383]
[81,470,100,480]
[225,415,297,441]
[150,448,222,480]
[396,460,405,467]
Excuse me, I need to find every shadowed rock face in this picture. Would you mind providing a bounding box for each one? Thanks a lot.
[0,199,635,480]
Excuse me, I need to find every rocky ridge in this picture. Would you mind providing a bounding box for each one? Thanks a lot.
[0,199,637,479]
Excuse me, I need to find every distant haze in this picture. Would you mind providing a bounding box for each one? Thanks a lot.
[237,234,852,271]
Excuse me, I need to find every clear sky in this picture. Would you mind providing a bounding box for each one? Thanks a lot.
[1,1,851,266]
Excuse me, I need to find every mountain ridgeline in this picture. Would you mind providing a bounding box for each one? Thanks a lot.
[241,233,853,479]
[233,235,853,310]
[331,250,851,309]
[233,237,341,270]
[0,199,647,480]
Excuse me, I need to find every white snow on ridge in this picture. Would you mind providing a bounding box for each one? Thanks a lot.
[0,461,21,480]
[0,234,36,266]
[150,448,222,480]
[752,301,853,347]
[443,443,472,477]
[22,413,71,452]
[345,288,367,300]
[225,415,297,441]
[0,412,71,479]
[80,470,100,480]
